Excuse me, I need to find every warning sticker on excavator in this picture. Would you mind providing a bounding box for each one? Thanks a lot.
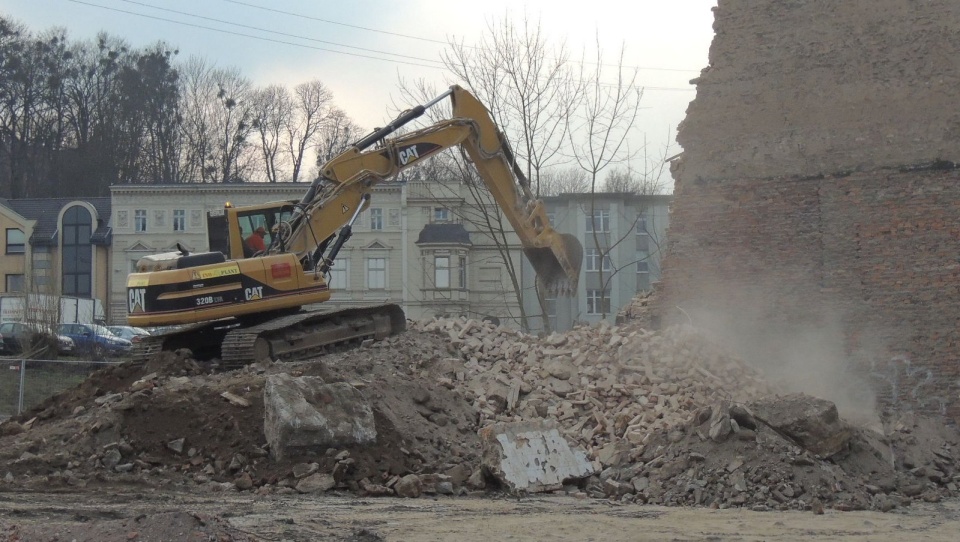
[191,264,241,281]
[128,277,149,287]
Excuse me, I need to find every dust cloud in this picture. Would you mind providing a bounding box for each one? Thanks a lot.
[680,302,885,431]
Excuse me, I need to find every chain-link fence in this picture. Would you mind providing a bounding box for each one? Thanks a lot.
[1,359,121,418]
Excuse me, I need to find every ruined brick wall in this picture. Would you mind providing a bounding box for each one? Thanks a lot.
[678,0,960,181]
[660,0,960,417]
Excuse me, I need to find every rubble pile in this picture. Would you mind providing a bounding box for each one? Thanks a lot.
[1,296,959,513]
[608,399,960,512]
[0,331,483,498]
[411,317,776,460]
[408,317,960,510]
[615,289,656,327]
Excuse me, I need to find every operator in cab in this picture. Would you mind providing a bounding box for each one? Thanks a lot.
[245,226,267,254]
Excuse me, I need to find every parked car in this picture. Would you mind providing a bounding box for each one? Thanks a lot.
[56,323,132,359]
[107,325,151,343]
[0,322,74,356]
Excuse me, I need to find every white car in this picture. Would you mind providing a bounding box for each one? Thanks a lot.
[107,325,151,343]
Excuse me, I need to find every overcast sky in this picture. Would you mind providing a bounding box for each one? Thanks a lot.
[1,0,717,175]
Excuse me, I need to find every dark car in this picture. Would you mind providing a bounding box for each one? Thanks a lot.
[56,323,132,359]
[0,322,74,356]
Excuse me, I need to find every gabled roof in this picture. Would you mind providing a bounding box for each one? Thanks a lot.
[2,198,112,247]
[362,239,393,250]
[125,241,154,252]
[0,198,30,225]
[416,223,472,245]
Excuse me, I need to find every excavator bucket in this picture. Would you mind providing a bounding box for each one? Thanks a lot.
[524,231,583,295]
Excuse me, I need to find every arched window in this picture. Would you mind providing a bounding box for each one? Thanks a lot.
[62,205,92,297]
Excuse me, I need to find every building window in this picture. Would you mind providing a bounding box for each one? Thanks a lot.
[434,207,449,222]
[636,213,648,235]
[586,210,610,233]
[458,256,467,289]
[328,260,349,289]
[434,256,451,288]
[545,211,556,226]
[62,205,93,297]
[367,257,386,289]
[586,289,610,315]
[173,209,186,232]
[135,209,147,232]
[5,274,24,293]
[5,228,25,254]
[585,248,613,272]
[636,250,649,274]
[370,208,383,230]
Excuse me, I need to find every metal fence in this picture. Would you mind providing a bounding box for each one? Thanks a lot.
[1,358,121,418]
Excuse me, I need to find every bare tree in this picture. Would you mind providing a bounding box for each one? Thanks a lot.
[539,166,591,196]
[249,79,354,183]
[287,79,333,182]
[566,41,645,320]
[0,22,73,197]
[443,13,581,197]
[314,107,360,167]
[600,138,673,195]
[211,67,254,183]
[178,59,253,182]
[178,56,215,182]
[250,84,291,183]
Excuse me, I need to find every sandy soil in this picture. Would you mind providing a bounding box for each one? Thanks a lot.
[2,490,959,541]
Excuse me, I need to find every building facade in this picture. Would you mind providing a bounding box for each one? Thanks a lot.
[0,202,32,295]
[521,192,671,333]
[6,186,670,332]
[0,197,112,314]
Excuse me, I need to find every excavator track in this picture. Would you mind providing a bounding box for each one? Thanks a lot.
[129,304,406,369]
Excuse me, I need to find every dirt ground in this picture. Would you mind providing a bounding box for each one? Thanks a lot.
[2,489,960,541]
[3,310,960,541]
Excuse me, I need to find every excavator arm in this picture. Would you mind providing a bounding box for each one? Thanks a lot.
[271,85,582,292]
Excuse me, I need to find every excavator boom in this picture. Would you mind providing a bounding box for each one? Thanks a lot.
[269,85,582,292]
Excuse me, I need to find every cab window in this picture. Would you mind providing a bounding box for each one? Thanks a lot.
[238,208,293,257]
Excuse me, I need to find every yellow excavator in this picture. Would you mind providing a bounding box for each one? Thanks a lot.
[126,85,583,366]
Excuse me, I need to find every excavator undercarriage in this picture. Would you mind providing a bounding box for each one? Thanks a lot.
[132,304,406,368]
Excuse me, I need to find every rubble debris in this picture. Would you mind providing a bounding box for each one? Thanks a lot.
[479,420,595,493]
[1,293,959,513]
[264,376,377,461]
[221,391,251,407]
[750,393,853,457]
[410,317,777,458]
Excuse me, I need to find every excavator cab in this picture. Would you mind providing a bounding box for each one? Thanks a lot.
[220,203,295,260]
